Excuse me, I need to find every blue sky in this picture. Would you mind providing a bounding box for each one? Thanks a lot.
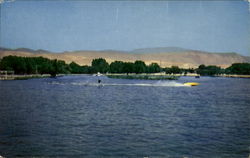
[0,0,249,56]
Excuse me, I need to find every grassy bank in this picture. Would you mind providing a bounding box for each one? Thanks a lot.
[0,74,52,80]
[14,75,51,80]
[107,74,179,80]
[217,74,250,78]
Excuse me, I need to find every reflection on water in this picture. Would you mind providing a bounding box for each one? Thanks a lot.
[0,75,250,158]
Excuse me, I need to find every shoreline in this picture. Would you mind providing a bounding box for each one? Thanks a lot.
[107,74,179,80]
[1,73,250,80]
[0,74,59,80]
[216,74,250,78]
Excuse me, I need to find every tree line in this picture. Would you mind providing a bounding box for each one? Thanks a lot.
[0,55,249,76]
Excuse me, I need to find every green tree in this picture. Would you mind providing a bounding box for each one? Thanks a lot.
[69,62,83,73]
[196,65,222,76]
[147,63,161,73]
[164,66,182,74]
[49,59,58,77]
[170,66,181,74]
[198,64,206,70]
[91,58,109,73]
[123,62,134,74]
[110,61,124,73]
[81,65,92,74]
[226,63,250,75]
[0,56,27,74]
[134,60,146,74]
[57,60,69,74]
[0,56,14,71]
[25,57,36,74]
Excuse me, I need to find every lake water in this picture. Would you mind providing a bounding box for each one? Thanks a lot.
[0,75,249,158]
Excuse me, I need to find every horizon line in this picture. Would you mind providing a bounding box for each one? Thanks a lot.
[0,46,247,56]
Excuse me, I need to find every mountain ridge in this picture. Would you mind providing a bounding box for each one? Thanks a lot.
[131,47,193,54]
[0,47,249,68]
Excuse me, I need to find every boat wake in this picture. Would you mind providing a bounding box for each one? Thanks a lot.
[49,81,189,87]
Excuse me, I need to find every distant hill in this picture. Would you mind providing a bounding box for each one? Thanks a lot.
[0,47,249,68]
[0,47,51,54]
[131,47,191,54]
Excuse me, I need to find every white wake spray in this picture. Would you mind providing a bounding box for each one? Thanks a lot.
[69,81,189,87]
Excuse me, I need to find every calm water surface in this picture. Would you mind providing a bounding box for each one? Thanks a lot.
[0,75,250,158]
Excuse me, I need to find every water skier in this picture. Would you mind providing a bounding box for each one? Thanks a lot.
[98,79,101,84]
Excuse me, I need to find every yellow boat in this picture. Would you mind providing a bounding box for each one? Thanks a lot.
[184,82,200,86]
